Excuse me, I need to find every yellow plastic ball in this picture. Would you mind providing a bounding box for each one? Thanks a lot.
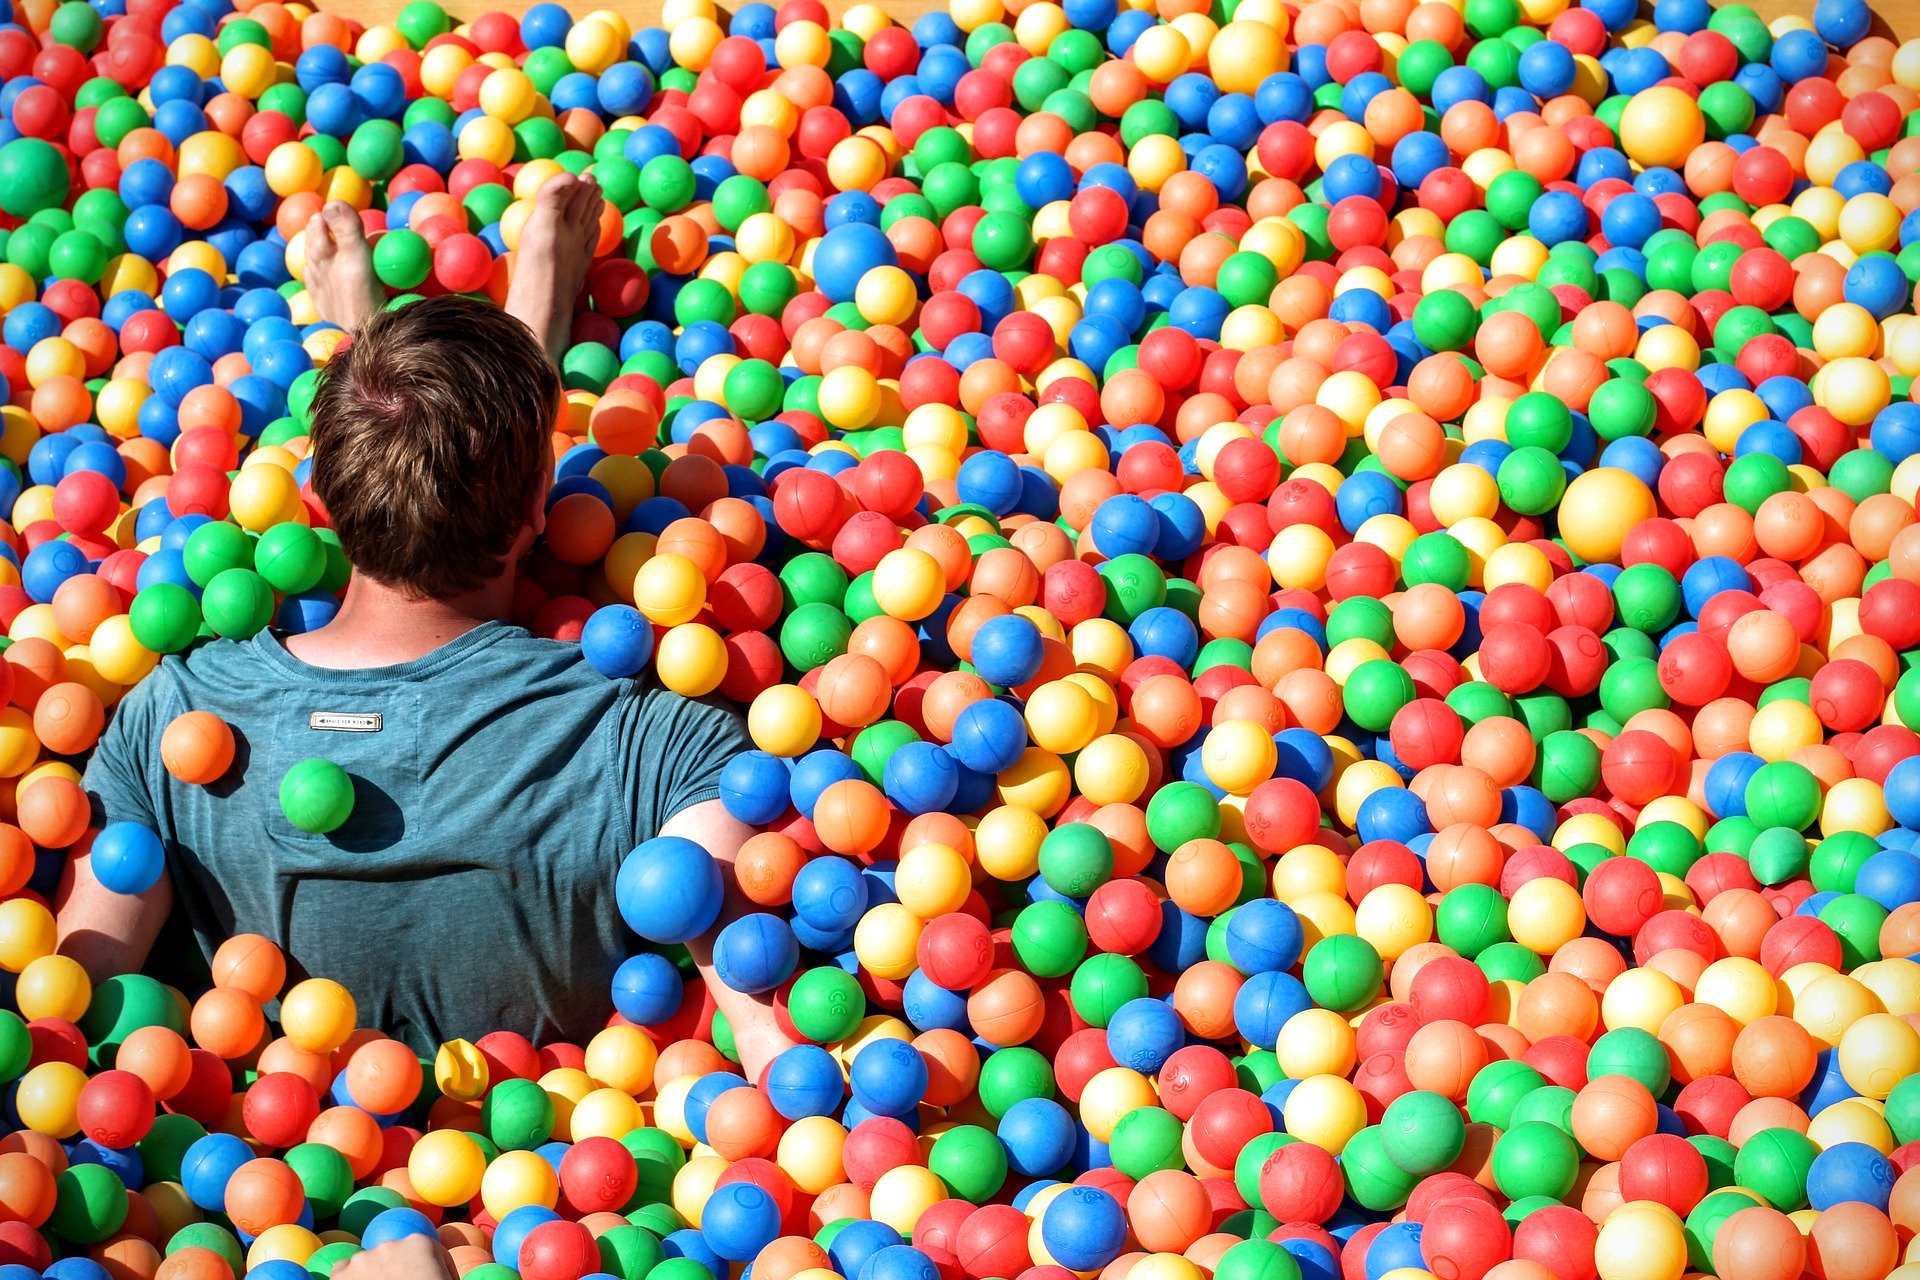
[481,1149,559,1220]
[1556,468,1657,565]
[219,42,276,97]
[1600,966,1684,1035]
[771,18,828,67]
[748,684,823,757]
[457,115,517,166]
[1508,878,1586,955]
[1268,524,1336,592]
[1618,86,1704,169]
[564,16,625,73]
[14,954,89,1023]
[1202,718,1278,795]
[1692,957,1778,1027]
[1281,1074,1367,1153]
[0,898,56,973]
[1080,1067,1157,1142]
[1837,1011,1920,1100]
[227,464,303,533]
[477,67,539,122]
[248,1226,322,1270]
[1024,679,1099,755]
[1795,972,1881,1047]
[670,1154,724,1228]
[1074,734,1149,805]
[1816,355,1892,428]
[1275,1008,1357,1079]
[817,365,880,429]
[854,266,916,327]
[1354,883,1433,961]
[871,547,944,622]
[1823,777,1892,837]
[14,1061,85,1138]
[852,902,923,980]
[584,1025,658,1096]
[633,552,708,626]
[1806,1097,1892,1153]
[895,843,972,920]
[870,1165,944,1237]
[89,615,157,687]
[406,1130,487,1207]
[176,131,244,181]
[975,805,1046,881]
[1130,24,1191,82]
[568,1087,642,1141]
[1427,463,1500,524]
[278,977,357,1054]
[1594,1201,1687,1280]
[777,1115,847,1194]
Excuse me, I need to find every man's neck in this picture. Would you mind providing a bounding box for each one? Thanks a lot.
[282,573,514,670]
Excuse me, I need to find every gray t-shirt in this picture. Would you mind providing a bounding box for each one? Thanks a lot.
[82,621,750,1053]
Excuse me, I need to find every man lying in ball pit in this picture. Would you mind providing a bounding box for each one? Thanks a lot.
[53,173,795,1077]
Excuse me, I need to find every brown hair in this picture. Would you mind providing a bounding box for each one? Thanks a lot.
[308,296,559,599]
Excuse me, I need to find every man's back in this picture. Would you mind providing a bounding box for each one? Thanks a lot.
[84,621,749,1052]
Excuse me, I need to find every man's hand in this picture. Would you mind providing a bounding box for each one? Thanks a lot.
[334,1237,458,1280]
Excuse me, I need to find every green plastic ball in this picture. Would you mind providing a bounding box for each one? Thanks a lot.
[1038,824,1113,898]
[1731,1127,1816,1211]
[787,967,863,1042]
[279,758,355,835]
[0,139,70,218]
[1744,761,1821,831]
[1490,1121,1579,1201]
[52,1164,127,1244]
[1301,934,1382,1013]
[254,523,327,595]
[928,1125,1006,1202]
[1379,1090,1466,1176]
[200,568,275,639]
[977,1046,1053,1118]
[129,584,203,655]
[1010,901,1087,978]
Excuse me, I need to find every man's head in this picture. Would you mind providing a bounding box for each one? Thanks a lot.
[308,295,560,599]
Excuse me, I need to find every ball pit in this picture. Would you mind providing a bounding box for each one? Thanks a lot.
[7,0,1920,1275]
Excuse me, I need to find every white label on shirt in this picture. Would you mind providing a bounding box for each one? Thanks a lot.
[310,712,383,732]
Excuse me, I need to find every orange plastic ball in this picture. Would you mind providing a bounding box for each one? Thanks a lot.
[161,712,237,786]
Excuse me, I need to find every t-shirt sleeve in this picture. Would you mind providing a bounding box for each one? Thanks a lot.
[82,668,166,831]
[616,681,753,845]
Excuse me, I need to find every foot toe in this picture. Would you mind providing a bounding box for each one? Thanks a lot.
[320,200,363,244]
[536,172,580,210]
[305,214,335,259]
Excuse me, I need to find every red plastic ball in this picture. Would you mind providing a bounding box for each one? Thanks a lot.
[1258,1138,1343,1223]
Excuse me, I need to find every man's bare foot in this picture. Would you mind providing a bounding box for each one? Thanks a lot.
[302,201,384,334]
[335,1236,456,1280]
[731,1008,798,1082]
[505,172,603,363]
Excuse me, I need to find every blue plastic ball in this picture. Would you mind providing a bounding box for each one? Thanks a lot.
[848,1037,929,1117]
[1040,1186,1128,1272]
[712,913,799,995]
[581,604,655,678]
[610,952,684,1026]
[616,836,723,944]
[700,1182,782,1262]
[765,1044,845,1120]
[90,823,167,896]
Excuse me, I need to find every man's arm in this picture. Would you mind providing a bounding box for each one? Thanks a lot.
[57,834,171,983]
[659,798,797,1080]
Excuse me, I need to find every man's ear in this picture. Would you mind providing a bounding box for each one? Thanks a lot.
[528,468,551,538]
